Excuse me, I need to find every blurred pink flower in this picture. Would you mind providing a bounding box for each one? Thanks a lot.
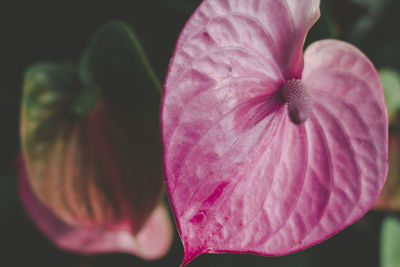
[161,0,388,265]
[19,157,172,259]
[19,62,172,260]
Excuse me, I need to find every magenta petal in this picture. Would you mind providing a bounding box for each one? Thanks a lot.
[301,38,388,224]
[169,0,320,80]
[18,160,173,260]
[162,1,386,266]
[163,0,321,150]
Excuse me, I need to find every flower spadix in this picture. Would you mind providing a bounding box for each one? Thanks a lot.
[161,0,388,265]
[19,21,172,259]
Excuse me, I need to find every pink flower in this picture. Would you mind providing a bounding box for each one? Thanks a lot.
[18,21,173,260]
[161,0,388,265]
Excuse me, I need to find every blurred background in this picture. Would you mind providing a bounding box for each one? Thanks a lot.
[0,0,399,266]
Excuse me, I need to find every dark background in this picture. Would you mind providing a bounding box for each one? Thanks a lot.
[0,0,399,266]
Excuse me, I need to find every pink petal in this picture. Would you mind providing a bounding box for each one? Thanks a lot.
[162,1,387,265]
[163,0,321,147]
[18,159,173,260]
[301,38,388,225]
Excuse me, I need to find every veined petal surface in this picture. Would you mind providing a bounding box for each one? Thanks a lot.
[301,39,388,236]
[162,1,386,266]
[163,0,321,148]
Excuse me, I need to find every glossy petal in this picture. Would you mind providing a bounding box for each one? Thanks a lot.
[18,159,173,259]
[299,39,387,247]
[162,1,387,265]
[163,0,321,149]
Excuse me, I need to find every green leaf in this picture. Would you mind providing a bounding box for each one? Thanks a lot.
[380,69,400,115]
[381,216,400,267]
[80,21,161,117]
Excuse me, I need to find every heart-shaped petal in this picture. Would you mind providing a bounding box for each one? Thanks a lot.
[161,1,387,265]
